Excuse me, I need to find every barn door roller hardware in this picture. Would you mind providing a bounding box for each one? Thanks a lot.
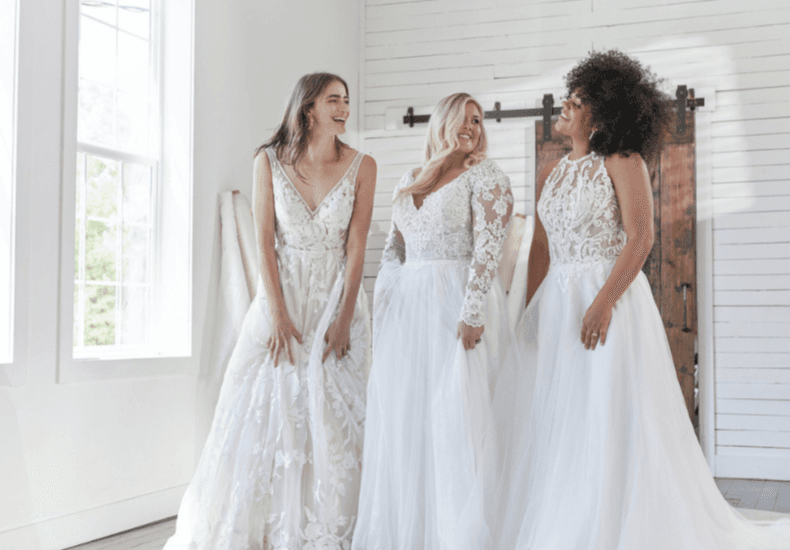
[676,86,704,136]
[404,94,562,138]
[402,85,705,139]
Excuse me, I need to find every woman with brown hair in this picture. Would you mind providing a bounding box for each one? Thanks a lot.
[165,73,377,550]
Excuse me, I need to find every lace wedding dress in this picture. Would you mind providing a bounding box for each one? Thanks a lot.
[352,160,518,550]
[164,148,371,550]
[498,152,790,549]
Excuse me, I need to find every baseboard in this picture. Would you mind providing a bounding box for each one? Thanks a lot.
[716,455,790,482]
[0,484,187,550]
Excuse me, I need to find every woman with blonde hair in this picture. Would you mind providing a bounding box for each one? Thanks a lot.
[165,73,377,550]
[352,93,517,550]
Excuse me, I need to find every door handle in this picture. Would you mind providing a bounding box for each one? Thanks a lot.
[680,283,692,333]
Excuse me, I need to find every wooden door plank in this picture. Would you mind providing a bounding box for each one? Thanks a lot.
[659,139,697,420]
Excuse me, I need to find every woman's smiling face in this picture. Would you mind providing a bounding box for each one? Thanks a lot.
[308,79,350,136]
[455,101,483,154]
[555,89,593,140]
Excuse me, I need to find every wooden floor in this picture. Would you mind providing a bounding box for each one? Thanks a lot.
[65,518,176,550]
[716,478,790,513]
[66,478,790,550]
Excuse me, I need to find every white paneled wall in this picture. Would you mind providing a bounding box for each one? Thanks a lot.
[360,0,790,480]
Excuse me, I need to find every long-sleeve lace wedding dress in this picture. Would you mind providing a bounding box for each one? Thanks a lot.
[352,160,518,550]
[164,149,371,550]
[499,152,790,550]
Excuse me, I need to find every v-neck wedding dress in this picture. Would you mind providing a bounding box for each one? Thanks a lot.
[164,148,371,550]
[352,160,518,550]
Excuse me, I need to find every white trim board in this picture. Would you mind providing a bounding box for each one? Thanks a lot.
[0,484,187,550]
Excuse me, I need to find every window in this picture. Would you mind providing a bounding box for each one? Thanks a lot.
[73,0,160,356]
[65,0,193,368]
[0,0,19,365]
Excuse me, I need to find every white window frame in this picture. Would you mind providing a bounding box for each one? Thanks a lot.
[0,0,24,386]
[58,0,194,383]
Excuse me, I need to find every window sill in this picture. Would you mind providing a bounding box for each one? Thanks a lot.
[58,354,195,384]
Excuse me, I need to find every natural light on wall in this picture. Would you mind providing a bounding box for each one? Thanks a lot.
[0,0,18,365]
[66,0,193,365]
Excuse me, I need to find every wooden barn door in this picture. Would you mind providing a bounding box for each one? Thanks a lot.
[535,106,698,426]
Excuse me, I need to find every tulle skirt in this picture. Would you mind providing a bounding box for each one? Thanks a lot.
[352,258,519,550]
[498,261,790,550]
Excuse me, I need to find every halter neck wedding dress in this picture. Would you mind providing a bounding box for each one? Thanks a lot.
[499,152,790,550]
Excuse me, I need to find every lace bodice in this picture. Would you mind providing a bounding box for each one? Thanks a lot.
[264,147,364,252]
[381,159,513,327]
[538,152,626,274]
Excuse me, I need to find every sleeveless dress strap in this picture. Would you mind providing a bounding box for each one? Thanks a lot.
[346,150,366,190]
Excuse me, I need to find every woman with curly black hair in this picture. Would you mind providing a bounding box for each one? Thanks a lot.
[496,50,790,549]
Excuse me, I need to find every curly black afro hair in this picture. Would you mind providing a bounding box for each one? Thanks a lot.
[565,50,671,162]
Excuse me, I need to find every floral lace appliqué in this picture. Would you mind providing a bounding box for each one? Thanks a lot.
[379,160,513,327]
[537,152,627,289]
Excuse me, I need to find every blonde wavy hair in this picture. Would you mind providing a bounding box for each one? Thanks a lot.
[399,93,487,198]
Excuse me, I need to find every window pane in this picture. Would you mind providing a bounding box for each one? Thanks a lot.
[81,0,117,27]
[78,0,157,157]
[118,28,149,95]
[120,286,147,346]
[116,90,153,155]
[84,284,116,346]
[118,0,150,39]
[123,162,150,224]
[86,155,118,220]
[85,219,116,282]
[122,225,148,284]
[77,83,116,148]
[78,14,117,90]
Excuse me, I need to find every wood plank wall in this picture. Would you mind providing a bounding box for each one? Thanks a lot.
[359,0,790,480]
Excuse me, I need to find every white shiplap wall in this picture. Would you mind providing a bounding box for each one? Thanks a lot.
[360,0,790,480]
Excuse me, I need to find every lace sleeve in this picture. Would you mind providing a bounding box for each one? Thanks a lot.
[460,161,514,327]
[380,171,410,266]
[381,221,405,265]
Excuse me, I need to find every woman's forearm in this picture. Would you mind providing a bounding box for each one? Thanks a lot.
[258,234,288,318]
[595,234,652,308]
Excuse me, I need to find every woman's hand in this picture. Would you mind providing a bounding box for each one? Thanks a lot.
[268,312,303,367]
[581,298,612,351]
[458,321,485,351]
[323,318,351,362]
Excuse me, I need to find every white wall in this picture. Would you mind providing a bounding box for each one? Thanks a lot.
[360,0,790,481]
[0,0,360,548]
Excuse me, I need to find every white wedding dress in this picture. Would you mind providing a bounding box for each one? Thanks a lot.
[165,148,371,550]
[352,160,518,550]
[499,152,790,550]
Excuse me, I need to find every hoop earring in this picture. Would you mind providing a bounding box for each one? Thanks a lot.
[589,129,596,141]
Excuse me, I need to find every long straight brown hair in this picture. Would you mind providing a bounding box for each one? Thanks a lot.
[254,73,349,175]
